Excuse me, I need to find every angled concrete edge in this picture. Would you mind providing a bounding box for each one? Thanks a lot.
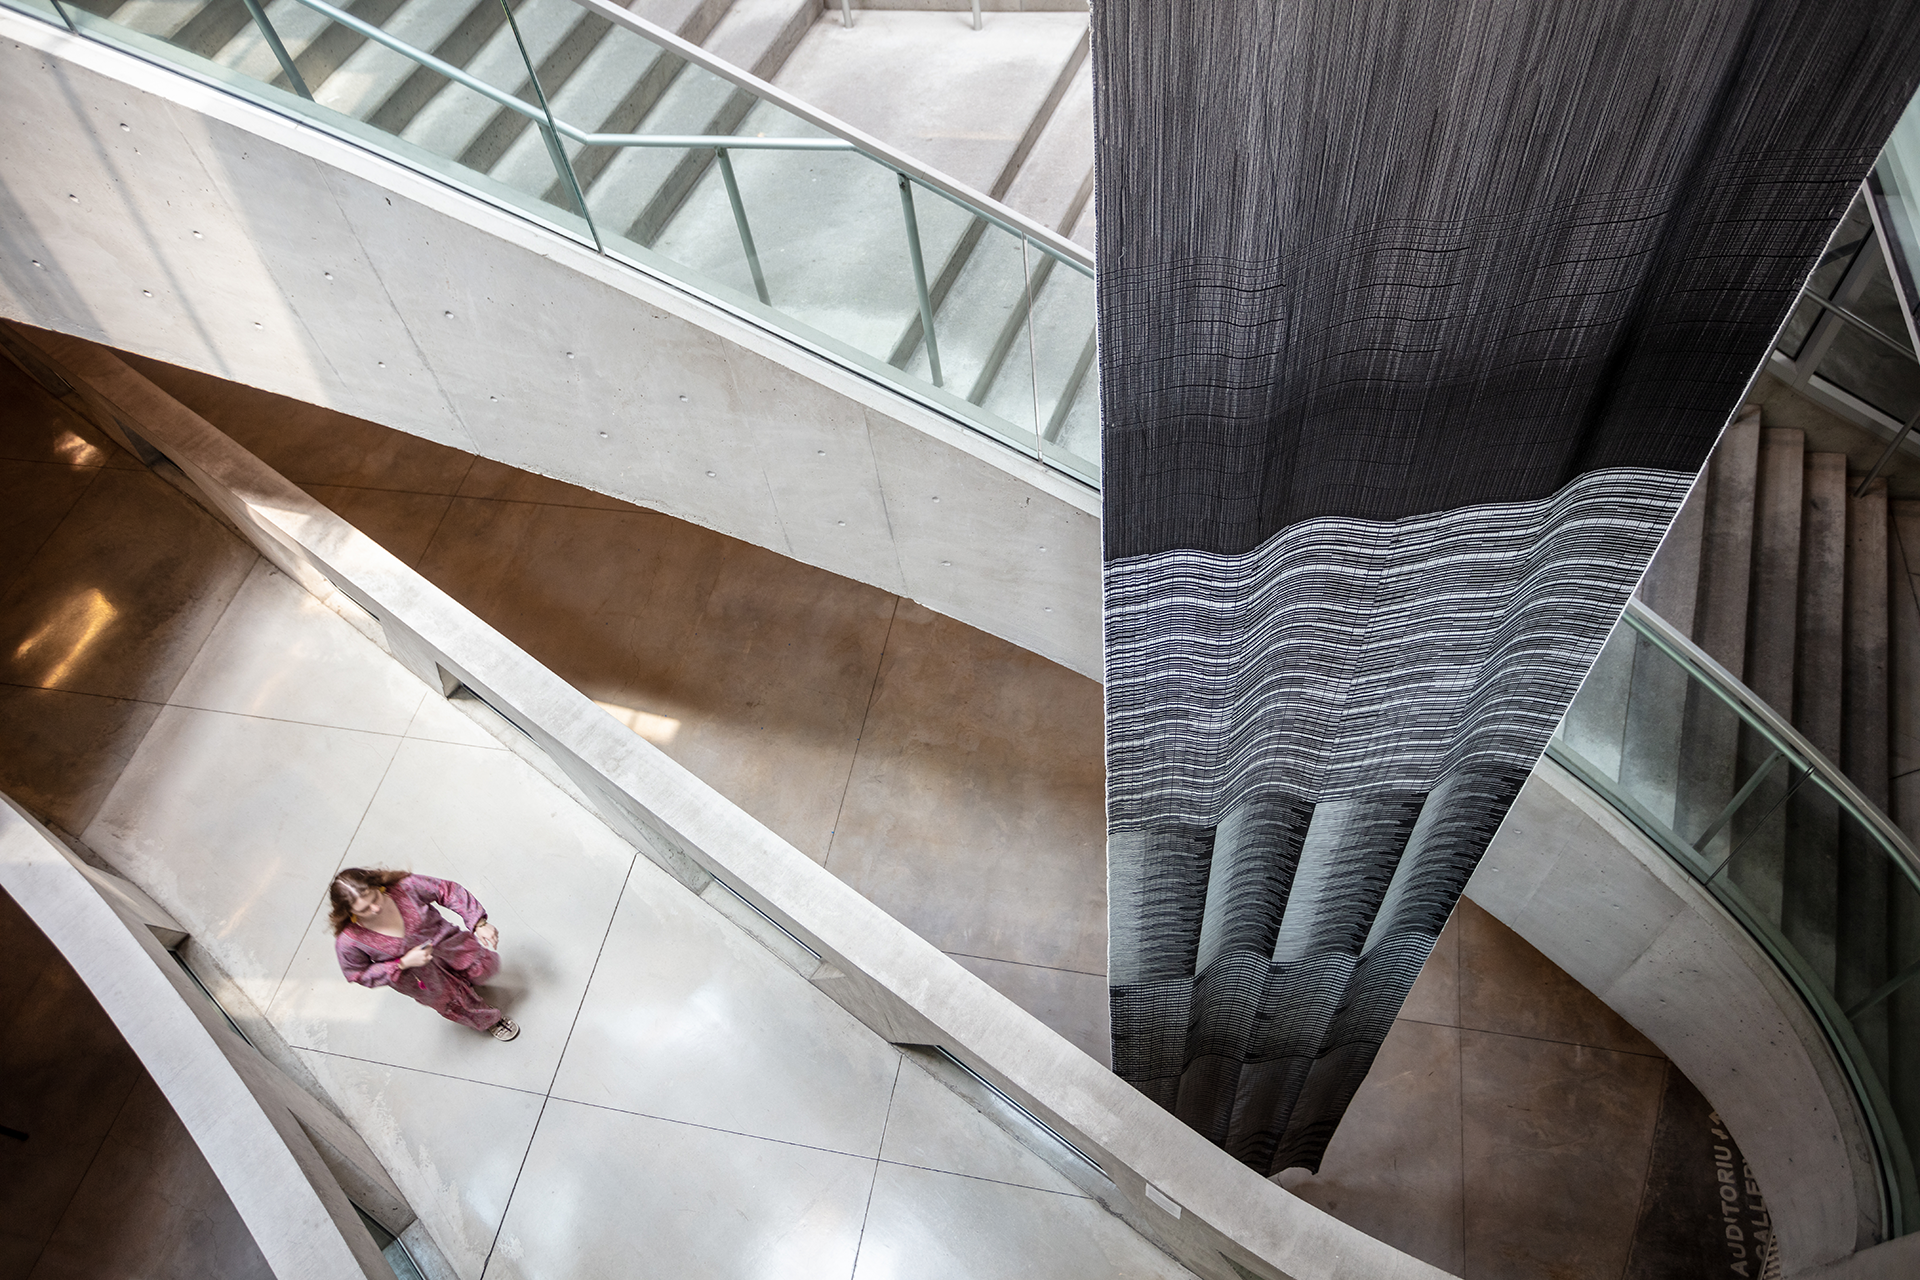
[8,332,1454,1280]
[1468,757,1885,1274]
[0,794,398,1280]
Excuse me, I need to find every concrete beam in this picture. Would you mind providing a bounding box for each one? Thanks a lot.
[0,10,1103,679]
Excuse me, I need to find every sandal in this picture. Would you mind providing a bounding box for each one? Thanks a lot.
[489,1017,520,1042]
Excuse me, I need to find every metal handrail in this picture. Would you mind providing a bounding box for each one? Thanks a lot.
[568,0,1095,273]
[286,0,1094,274]
[1620,596,1920,887]
[288,0,855,154]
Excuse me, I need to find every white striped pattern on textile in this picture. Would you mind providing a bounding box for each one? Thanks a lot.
[1104,465,1694,1172]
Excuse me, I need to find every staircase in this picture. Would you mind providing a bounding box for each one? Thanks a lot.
[55,0,1102,470]
[1555,406,1920,1232]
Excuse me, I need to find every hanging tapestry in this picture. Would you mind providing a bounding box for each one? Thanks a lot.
[1094,0,1920,1174]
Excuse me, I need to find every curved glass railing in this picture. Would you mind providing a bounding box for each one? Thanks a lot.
[6,0,1100,485]
[1549,596,1920,1237]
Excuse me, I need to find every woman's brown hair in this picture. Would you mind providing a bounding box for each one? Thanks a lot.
[328,867,410,934]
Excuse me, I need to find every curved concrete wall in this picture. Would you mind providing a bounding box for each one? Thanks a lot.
[0,795,402,1280]
[1465,758,1885,1275]
[0,11,1102,680]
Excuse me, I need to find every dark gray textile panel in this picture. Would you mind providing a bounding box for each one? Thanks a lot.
[1094,0,1920,1174]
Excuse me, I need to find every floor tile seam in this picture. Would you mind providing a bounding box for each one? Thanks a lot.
[295,478,468,500]
[539,1092,890,1164]
[441,490,646,517]
[1616,1059,1672,1280]
[0,677,172,706]
[824,596,899,872]
[481,1093,553,1280]
[535,848,642,1100]
[411,457,478,569]
[32,1069,146,1273]
[943,949,1105,979]
[873,1156,1090,1200]
[1444,1020,1668,1060]
[287,1046,549,1099]
[0,454,109,473]
[264,732,408,1016]
[0,451,110,607]
[153,697,435,741]
[847,1061,901,1280]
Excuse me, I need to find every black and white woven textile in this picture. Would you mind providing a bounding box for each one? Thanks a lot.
[1094,0,1920,1174]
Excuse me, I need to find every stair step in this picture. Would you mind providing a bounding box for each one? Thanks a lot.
[999,52,1092,234]
[1783,452,1846,982]
[1796,453,1848,760]
[1692,410,1761,673]
[1892,501,1920,844]
[1746,427,1807,713]
[1838,479,1892,1013]
[396,0,579,162]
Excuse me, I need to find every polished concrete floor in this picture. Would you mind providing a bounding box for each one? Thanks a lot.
[119,350,1116,1062]
[0,347,1768,1278]
[0,364,1189,1277]
[0,886,271,1280]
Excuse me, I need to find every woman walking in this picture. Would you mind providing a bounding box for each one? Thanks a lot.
[330,868,519,1041]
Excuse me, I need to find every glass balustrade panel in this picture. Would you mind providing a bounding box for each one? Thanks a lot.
[1024,249,1099,484]
[1709,788,1920,1227]
[1558,609,1920,1231]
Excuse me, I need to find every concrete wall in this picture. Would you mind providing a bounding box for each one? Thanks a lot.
[0,11,1103,680]
[1466,759,1886,1276]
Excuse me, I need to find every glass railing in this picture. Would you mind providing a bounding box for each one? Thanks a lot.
[10,0,1100,485]
[1549,597,1920,1237]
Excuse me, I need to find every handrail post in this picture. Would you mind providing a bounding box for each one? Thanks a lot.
[497,0,599,250]
[841,0,852,29]
[897,173,943,387]
[716,148,770,305]
[972,0,982,32]
[239,0,314,99]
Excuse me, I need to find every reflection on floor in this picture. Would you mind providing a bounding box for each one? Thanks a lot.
[0,345,1772,1278]
[120,351,1113,1063]
[0,362,1189,1279]
[0,888,271,1280]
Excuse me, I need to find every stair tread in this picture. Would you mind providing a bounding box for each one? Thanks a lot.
[769,10,1090,195]
[398,0,580,160]
[1795,452,1846,761]
[1891,500,1920,844]
[999,53,1092,234]
[1745,426,1806,716]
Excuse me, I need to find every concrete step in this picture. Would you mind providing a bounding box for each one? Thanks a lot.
[398,0,582,165]
[311,0,483,119]
[493,0,729,201]
[999,51,1092,235]
[1746,427,1807,715]
[579,0,815,250]
[1783,452,1846,984]
[1838,479,1891,1016]
[1892,501,1920,846]
[1673,410,1759,846]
